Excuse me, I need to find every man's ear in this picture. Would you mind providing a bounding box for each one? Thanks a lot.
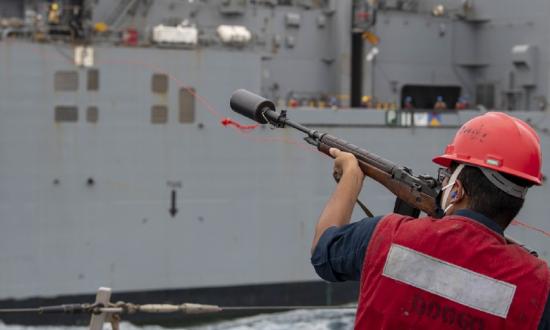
[453,180,465,202]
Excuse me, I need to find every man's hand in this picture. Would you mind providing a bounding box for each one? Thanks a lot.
[329,148,365,183]
[311,148,366,254]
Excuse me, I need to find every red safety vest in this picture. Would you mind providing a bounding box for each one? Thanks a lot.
[355,214,550,330]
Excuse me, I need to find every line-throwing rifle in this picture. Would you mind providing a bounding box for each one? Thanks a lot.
[230,89,444,218]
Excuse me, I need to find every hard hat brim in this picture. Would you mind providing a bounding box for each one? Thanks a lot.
[432,154,543,186]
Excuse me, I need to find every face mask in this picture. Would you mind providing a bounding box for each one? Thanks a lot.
[440,164,465,215]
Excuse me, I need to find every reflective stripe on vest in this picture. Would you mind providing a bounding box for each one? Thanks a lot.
[383,244,515,318]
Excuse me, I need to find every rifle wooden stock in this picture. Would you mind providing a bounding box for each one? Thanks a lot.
[317,135,440,217]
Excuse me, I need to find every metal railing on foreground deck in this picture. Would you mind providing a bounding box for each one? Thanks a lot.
[0,287,356,330]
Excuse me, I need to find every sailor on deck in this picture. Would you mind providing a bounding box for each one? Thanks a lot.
[403,96,415,110]
[311,112,550,329]
[434,96,448,110]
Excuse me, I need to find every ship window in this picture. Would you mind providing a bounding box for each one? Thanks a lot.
[152,74,168,93]
[87,69,99,91]
[179,88,195,123]
[151,105,168,124]
[54,71,79,91]
[400,85,461,109]
[55,106,78,122]
[87,106,98,123]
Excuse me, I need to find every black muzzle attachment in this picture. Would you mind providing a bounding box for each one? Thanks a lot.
[230,89,276,124]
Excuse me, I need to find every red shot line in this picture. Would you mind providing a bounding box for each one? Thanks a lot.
[29,44,550,237]
[221,118,316,152]
[85,52,317,151]
[511,220,550,238]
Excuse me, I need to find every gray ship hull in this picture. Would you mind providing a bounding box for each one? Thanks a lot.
[0,43,548,301]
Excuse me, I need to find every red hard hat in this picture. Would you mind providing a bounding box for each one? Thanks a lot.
[433,112,543,185]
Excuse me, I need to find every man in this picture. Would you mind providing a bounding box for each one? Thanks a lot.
[311,112,549,329]
[455,96,470,110]
[434,96,448,110]
[403,96,415,110]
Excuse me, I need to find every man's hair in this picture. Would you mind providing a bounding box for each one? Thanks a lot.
[451,163,533,227]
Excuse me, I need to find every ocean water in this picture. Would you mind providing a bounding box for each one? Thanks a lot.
[0,309,355,330]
